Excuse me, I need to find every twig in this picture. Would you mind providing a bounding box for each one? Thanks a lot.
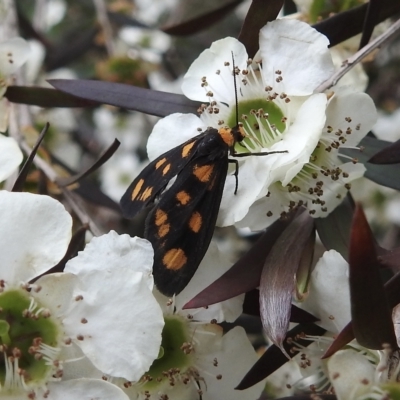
[8,104,104,236]
[316,17,400,92]
[93,0,116,56]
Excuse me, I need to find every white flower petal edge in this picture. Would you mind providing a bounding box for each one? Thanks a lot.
[0,37,31,97]
[65,231,155,290]
[47,378,129,400]
[62,267,163,381]
[195,327,265,400]
[63,232,164,381]
[259,19,334,96]
[295,250,351,333]
[147,113,206,160]
[174,242,244,323]
[182,37,248,103]
[327,349,375,400]
[0,134,23,180]
[0,191,72,282]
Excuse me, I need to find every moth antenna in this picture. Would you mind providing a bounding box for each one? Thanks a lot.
[231,51,239,127]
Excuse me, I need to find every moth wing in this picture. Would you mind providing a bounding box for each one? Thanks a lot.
[145,155,229,296]
[120,133,206,218]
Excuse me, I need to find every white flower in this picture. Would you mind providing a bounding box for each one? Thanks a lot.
[296,249,351,333]
[147,19,377,230]
[59,242,263,400]
[0,191,163,399]
[0,38,27,173]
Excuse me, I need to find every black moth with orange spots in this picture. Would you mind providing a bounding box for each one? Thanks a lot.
[120,123,285,296]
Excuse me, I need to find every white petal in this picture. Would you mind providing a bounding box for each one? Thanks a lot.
[0,38,31,78]
[268,93,328,185]
[63,267,164,381]
[65,231,155,290]
[260,19,334,95]
[147,113,206,161]
[217,155,272,226]
[296,250,351,332]
[175,242,244,323]
[235,185,286,231]
[35,272,79,317]
[0,192,72,283]
[327,349,375,400]
[324,90,377,147]
[196,327,265,400]
[46,378,129,400]
[0,134,23,181]
[182,37,248,103]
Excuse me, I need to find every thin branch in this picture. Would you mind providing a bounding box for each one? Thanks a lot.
[316,17,400,92]
[8,104,104,236]
[93,0,116,56]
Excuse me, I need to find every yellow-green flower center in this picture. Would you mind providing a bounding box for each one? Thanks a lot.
[0,289,60,390]
[227,99,286,153]
[142,315,193,389]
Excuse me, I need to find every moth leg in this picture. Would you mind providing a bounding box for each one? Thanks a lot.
[228,158,239,194]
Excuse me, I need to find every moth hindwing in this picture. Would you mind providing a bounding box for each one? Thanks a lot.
[120,127,241,296]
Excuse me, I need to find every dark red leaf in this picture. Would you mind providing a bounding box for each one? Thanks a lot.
[12,123,50,192]
[368,138,400,164]
[349,204,397,350]
[242,289,319,323]
[238,0,283,58]
[162,0,242,36]
[315,194,354,262]
[49,79,200,117]
[324,270,400,358]
[236,323,326,390]
[5,86,97,108]
[260,211,314,350]
[312,0,400,48]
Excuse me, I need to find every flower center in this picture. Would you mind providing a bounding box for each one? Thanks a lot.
[0,289,61,393]
[226,99,286,153]
[141,315,194,389]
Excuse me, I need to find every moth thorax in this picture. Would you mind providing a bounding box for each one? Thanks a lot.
[218,125,245,146]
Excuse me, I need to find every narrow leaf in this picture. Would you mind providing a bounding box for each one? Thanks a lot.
[315,193,355,261]
[49,79,200,117]
[260,211,314,351]
[243,289,319,323]
[12,123,50,192]
[238,0,283,58]
[368,138,400,164]
[5,86,97,108]
[341,136,400,190]
[236,323,326,390]
[324,270,400,358]
[312,0,400,48]
[349,204,397,350]
[162,0,242,36]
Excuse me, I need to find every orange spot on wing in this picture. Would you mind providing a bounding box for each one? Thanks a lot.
[189,212,202,233]
[163,248,187,271]
[155,158,167,169]
[140,186,153,201]
[182,141,196,158]
[162,164,171,175]
[193,164,214,183]
[176,191,191,205]
[158,223,170,238]
[131,179,144,200]
[155,209,168,226]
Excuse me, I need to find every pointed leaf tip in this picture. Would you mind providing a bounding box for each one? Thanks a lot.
[349,204,397,350]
